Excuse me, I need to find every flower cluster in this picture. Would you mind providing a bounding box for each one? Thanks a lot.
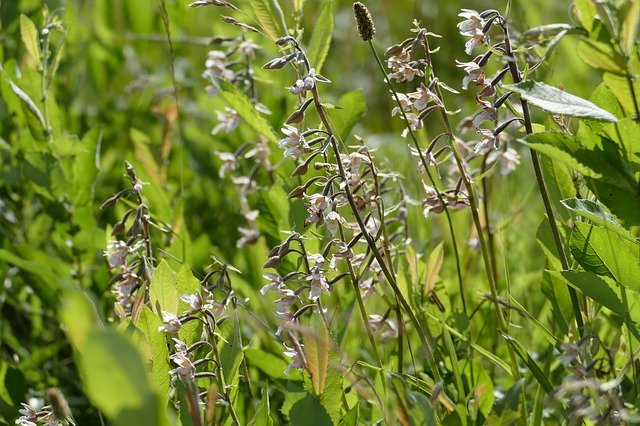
[101,162,154,319]
[455,9,522,171]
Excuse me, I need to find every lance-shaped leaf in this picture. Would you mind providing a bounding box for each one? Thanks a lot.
[504,80,617,122]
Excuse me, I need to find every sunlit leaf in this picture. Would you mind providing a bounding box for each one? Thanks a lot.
[505,80,618,121]
[306,1,333,74]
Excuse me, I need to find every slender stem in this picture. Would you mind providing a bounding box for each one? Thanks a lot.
[500,21,584,334]
[309,84,442,381]
[368,41,467,315]
[415,34,521,381]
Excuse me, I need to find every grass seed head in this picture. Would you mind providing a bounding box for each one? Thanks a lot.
[353,2,376,41]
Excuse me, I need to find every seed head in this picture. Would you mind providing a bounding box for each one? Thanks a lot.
[353,2,375,41]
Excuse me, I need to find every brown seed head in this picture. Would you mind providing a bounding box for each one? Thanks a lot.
[45,388,71,421]
[353,2,376,41]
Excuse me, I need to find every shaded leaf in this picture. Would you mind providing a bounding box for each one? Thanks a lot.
[306,2,333,74]
[561,198,634,240]
[570,222,640,292]
[577,39,626,74]
[249,0,286,41]
[326,90,366,141]
[137,307,171,406]
[219,82,279,144]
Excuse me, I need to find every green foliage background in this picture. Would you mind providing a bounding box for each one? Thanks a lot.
[1,0,638,424]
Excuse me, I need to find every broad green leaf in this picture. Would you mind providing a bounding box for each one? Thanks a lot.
[137,307,171,406]
[303,320,330,395]
[149,259,179,315]
[602,118,640,168]
[253,180,290,249]
[245,349,302,380]
[576,39,626,74]
[0,249,58,306]
[519,132,600,178]
[218,317,244,386]
[287,391,333,426]
[81,329,161,423]
[572,0,597,32]
[249,0,286,41]
[59,288,99,349]
[504,80,618,121]
[560,198,635,240]
[603,68,640,115]
[20,15,41,68]
[248,389,274,426]
[570,222,640,292]
[326,90,367,141]
[306,1,333,74]
[549,270,625,317]
[218,82,279,144]
[340,405,359,426]
[71,128,100,207]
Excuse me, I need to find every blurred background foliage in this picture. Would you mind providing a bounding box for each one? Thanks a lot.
[0,0,606,424]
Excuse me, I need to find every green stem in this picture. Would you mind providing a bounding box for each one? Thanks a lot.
[309,84,442,381]
[368,41,467,315]
[500,22,584,334]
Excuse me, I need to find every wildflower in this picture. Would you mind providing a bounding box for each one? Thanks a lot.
[455,60,485,89]
[473,129,498,153]
[279,124,310,158]
[389,63,424,83]
[305,267,330,300]
[359,277,376,298]
[307,253,327,268]
[288,68,322,96]
[236,226,260,248]
[457,9,484,37]
[203,50,235,82]
[158,311,182,333]
[274,289,299,316]
[422,185,445,216]
[387,50,411,70]
[472,104,498,128]
[211,108,241,135]
[353,2,376,41]
[401,113,423,138]
[303,194,331,226]
[180,293,203,312]
[237,39,259,58]
[260,273,285,295]
[16,403,38,426]
[391,92,414,116]
[283,344,305,375]
[214,151,238,178]
[368,314,399,341]
[104,240,130,268]
[170,352,195,380]
[410,146,436,175]
[489,147,521,175]
[325,211,348,236]
[407,83,442,110]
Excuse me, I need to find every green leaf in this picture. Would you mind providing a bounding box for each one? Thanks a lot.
[539,154,576,224]
[561,198,635,240]
[570,222,640,292]
[71,128,100,207]
[218,82,279,144]
[303,322,330,395]
[149,259,179,315]
[576,39,626,74]
[621,0,640,52]
[519,132,600,178]
[249,0,286,41]
[81,329,161,423]
[504,80,618,121]
[603,64,640,115]
[20,15,41,68]
[218,317,244,386]
[306,1,333,74]
[288,391,333,426]
[549,270,625,317]
[177,263,202,345]
[0,64,47,141]
[248,389,274,426]
[572,0,597,32]
[486,380,524,425]
[326,90,367,141]
[245,349,302,381]
[137,307,171,407]
[502,335,553,393]
[0,249,58,306]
